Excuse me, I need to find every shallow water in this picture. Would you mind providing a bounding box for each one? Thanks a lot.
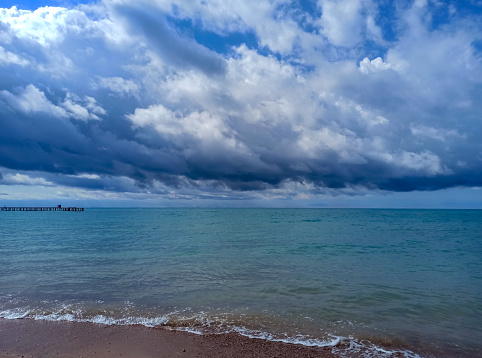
[1,208,481,357]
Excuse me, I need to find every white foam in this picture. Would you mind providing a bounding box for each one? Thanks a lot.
[331,337,423,358]
[173,327,205,335]
[231,326,344,348]
[114,316,170,327]
[37,313,77,322]
[0,305,169,328]
[0,308,30,319]
[84,315,118,325]
[31,312,170,328]
[0,305,424,358]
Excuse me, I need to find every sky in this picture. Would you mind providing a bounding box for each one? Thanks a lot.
[0,0,482,208]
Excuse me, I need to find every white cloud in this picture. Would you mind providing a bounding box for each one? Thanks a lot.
[69,173,101,179]
[0,1,481,200]
[128,104,250,155]
[365,15,383,43]
[333,97,389,127]
[0,6,77,45]
[108,0,314,54]
[396,150,449,176]
[94,76,140,98]
[84,96,107,116]
[295,127,349,158]
[319,0,363,47]
[61,94,105,121]
[0,45,30,66]
[0,85,67,118]
[0,85,105,121]
[410,124,464,142]
[2,173,53,186]
[0,6,113,46]
[359,57,392,74]
[62,97,90,120]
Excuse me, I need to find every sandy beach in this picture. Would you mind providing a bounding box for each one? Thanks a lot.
[0,318,340,358]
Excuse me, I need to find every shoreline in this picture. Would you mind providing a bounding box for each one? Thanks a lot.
[0,318,340,358]
[1,317,477,357]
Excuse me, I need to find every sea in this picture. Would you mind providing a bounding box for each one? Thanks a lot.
[1,208,481,358]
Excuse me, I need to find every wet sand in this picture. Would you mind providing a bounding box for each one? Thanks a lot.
[0,318,340,358]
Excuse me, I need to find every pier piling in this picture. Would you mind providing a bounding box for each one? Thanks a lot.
[1,206,84,212]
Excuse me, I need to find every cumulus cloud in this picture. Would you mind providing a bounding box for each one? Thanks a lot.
[0,85,106,121]
[0,85,68,118]
[0,45,30,66]
[319,0,364,47]
[93,76,140,98]
[0,0,481,203]
[1,173,54,186]
[62,93,106,121]
[359,57,393,74]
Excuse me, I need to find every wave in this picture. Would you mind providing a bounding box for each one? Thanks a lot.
[0,303,423,358]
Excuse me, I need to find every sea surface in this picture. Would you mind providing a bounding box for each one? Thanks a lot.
[1,208,481,357]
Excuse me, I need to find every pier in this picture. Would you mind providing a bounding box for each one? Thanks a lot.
[1,205,84,212]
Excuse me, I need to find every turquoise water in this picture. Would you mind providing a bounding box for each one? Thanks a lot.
[1,209,481,357]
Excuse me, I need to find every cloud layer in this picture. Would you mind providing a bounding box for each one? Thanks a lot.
[1,0,482,203]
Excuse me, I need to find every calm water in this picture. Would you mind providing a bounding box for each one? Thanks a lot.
[1,208,481,357]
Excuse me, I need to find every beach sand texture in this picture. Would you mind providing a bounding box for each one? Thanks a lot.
[0,318,340,358]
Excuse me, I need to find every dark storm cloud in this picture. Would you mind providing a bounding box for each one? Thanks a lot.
[114,4,227,76]
[0,1,482,200]
[0,104,185,182]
